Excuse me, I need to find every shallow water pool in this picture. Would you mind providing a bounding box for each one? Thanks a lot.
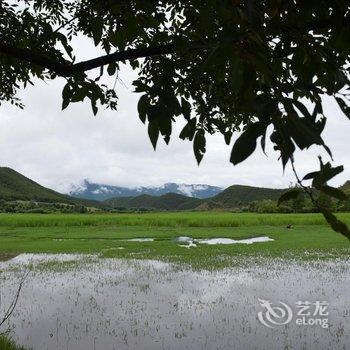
[0,255,349,350]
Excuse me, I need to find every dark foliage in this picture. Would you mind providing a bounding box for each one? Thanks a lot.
[0,1,349,235]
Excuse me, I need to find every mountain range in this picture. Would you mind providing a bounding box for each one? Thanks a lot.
[0,167,348,212]
[104,193,202,211]
[104,185,287,210]
[69,180,223,201]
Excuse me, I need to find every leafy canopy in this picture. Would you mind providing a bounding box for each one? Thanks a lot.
[0,0,349,236]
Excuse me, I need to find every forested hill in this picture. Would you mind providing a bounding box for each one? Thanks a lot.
[203,185,287,208]
[104,193,202,210]
[1,167,348,212]
[0,167,97,207]
[104,185,289,210]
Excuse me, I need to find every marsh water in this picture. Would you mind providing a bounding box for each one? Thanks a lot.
[0,254,349,350]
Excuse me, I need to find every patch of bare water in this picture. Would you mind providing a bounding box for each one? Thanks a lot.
[0,255,349,350]
[127,238,155,242]
[176,235,274,247]
[0,253,97,269]
[197,236,274,245]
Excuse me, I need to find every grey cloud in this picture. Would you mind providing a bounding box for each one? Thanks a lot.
[0,66,349,193]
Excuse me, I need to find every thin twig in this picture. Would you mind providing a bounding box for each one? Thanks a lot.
[0,269,30,332]
[290,158,319,208]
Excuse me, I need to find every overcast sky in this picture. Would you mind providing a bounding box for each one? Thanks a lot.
[0,40,349,193]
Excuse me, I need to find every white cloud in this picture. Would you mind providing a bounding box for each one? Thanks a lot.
[0,64,349,193]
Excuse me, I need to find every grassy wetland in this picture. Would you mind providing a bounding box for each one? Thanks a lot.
[0,212,349,349]
[0,212,349,268]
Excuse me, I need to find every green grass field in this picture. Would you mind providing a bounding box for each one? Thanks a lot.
[0,335,28,350]
[1,212,349,227]
[0,212,349,268]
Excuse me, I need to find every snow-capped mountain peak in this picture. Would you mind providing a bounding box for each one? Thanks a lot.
[68,180,223,201]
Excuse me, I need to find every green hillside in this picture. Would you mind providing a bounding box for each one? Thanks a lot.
[104,185,289,211]
[0,167,98,207]
[97,181,350,212]
[207,185,287,208]
[104,185,286,211]
[105,193,201,210]
[3,166,347,212]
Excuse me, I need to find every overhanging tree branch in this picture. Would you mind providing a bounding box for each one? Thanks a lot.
[0,41,176,77]
[0,41,70,75]
[1,13,348,77]
[73,43,175,73]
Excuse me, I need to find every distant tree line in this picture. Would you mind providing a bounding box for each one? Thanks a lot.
[0,195,349,215]
[242,195,350,214]
[0,200,88,214]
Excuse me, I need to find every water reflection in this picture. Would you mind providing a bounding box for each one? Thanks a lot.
[0,255,349,350]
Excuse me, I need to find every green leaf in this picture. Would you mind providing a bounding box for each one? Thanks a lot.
[148,121,159,150]
[179,118,196,141]
[321,209,350,240]
[335,97,350,120]
[230,133,256,165]
[260,130,266,155]
[56,32,73,59]
[71,87,87,102]
[277,189,302,206]
[137,95,149,124]
[322,165,344,183]
[107,63,117,76]
[91,18,103,46]
[162,94,181,117]
[302,171,319,181]
[159,116,172,144]
[62,98,70,110]
[91,100,98,116]
[228,57,244,91]
[164,134,170,144]
[312,101,323,119]
[146,104,159,123]
[181,98,191,120]
[61,83,71,110]
[312,161,344,189]
[224,131,232,145]
[291,99,311,119]
[230,122,267,165]
[193,130,206,164]
[284,99,331,157]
